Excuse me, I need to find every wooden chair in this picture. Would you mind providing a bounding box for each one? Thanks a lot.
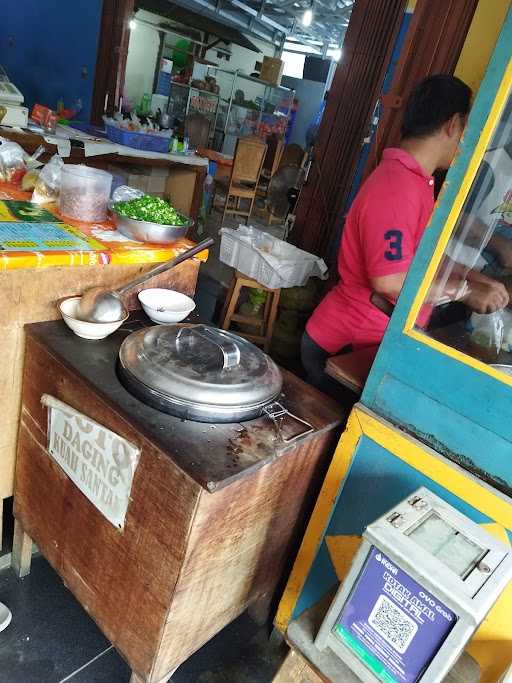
[257,135,285,198]
[279,143,306,170]
[185,112,211,149]
[216,137,267,224]
[220,271,280,352]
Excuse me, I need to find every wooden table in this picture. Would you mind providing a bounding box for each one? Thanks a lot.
[325,346,378,395]
[0,184,208,542]
[197,147,234,168]
[197,147,233,182]
[0,128,208,230]
[12,318,342,682]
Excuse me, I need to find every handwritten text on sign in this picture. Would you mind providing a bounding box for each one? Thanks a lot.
[43,395,140,529]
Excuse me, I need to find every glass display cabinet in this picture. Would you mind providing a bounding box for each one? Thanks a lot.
[164,67,294,152]
[222,73,294,154]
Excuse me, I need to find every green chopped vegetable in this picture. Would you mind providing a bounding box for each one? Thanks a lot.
[113,195,187,225]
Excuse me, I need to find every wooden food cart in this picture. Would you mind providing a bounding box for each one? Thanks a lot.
[0,182,206,543]
[11,314,341,682]
[274,10,512,683]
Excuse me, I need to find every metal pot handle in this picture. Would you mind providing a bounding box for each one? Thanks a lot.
[176,325,240,369]
[262,402,314,443]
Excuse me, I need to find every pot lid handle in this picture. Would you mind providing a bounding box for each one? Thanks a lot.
[176,325,241,369]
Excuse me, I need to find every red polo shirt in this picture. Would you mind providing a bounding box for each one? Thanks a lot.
[307,148,435,353]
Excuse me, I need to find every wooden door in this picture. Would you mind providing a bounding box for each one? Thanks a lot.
[90,0,135,124]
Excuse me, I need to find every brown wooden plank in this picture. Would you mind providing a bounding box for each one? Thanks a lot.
[90,0,135,123]
[15,420,193,679]
[152,430,336,679]
[273,649,327,683]
[325,346,378,394]
[12,518,33,578]
[14,343,202,678]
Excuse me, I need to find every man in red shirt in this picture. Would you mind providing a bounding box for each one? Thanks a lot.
[302,75,509,399]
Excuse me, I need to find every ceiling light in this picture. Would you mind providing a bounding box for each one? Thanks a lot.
[302,7,313,26]
[129,19,137,30]
[331,48,342,61]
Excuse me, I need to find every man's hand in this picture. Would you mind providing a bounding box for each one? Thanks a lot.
[462,278,509,313]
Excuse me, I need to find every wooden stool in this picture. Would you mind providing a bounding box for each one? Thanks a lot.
[220,271,281,353]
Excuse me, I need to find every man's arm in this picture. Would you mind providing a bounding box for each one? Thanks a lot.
[486,233,512,268]
[464,269,509,312]
[370,265,509,314]
[370,272,406,302]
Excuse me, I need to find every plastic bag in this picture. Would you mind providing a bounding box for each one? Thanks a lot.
[0,138,27,184]
[32,155,64,204]
[111,185,145,203]
[469,311,505,361]
[500,308,512,352]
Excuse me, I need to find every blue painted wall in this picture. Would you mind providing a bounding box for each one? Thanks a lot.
[0,0,103,121]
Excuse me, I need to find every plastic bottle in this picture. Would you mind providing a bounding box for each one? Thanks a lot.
[203,172,214,212]
[139,93,151,116]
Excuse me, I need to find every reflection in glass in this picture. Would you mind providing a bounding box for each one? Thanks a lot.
[415,91,512,371]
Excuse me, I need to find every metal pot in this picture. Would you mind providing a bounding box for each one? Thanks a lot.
[118,324,313,438]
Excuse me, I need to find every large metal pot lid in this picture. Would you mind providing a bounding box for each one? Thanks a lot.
[118,324,283,411]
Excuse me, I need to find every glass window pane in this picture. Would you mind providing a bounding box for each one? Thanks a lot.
[407,512,485,578]
[414,89,512,374]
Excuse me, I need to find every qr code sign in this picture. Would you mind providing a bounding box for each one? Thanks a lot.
[368,594,418,654]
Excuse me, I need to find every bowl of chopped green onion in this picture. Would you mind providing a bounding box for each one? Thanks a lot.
[111,195,193,243]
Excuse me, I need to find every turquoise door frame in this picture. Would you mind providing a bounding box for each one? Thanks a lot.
[362,7,512,496]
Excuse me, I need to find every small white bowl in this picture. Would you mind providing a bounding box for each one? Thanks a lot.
[59,297,128,340]
[138,288,196,324]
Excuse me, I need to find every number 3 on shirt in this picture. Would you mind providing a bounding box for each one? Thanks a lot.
[384,229,403,261]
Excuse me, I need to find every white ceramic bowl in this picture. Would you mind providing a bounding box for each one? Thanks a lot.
[59,297,128,340]
[138,288,196,324]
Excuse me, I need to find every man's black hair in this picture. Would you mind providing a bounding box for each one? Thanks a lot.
[401,74,472,140]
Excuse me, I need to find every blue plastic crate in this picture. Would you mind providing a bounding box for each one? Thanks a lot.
[105,124,171,153]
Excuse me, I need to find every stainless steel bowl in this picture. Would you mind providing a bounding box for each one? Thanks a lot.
[111,208,193,244]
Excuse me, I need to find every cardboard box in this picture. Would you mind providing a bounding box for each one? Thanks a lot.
[108,165,170,195]
[147,176,167,194]
[260,57,284,86]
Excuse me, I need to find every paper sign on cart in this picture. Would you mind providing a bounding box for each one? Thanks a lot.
[42,395,140,529]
